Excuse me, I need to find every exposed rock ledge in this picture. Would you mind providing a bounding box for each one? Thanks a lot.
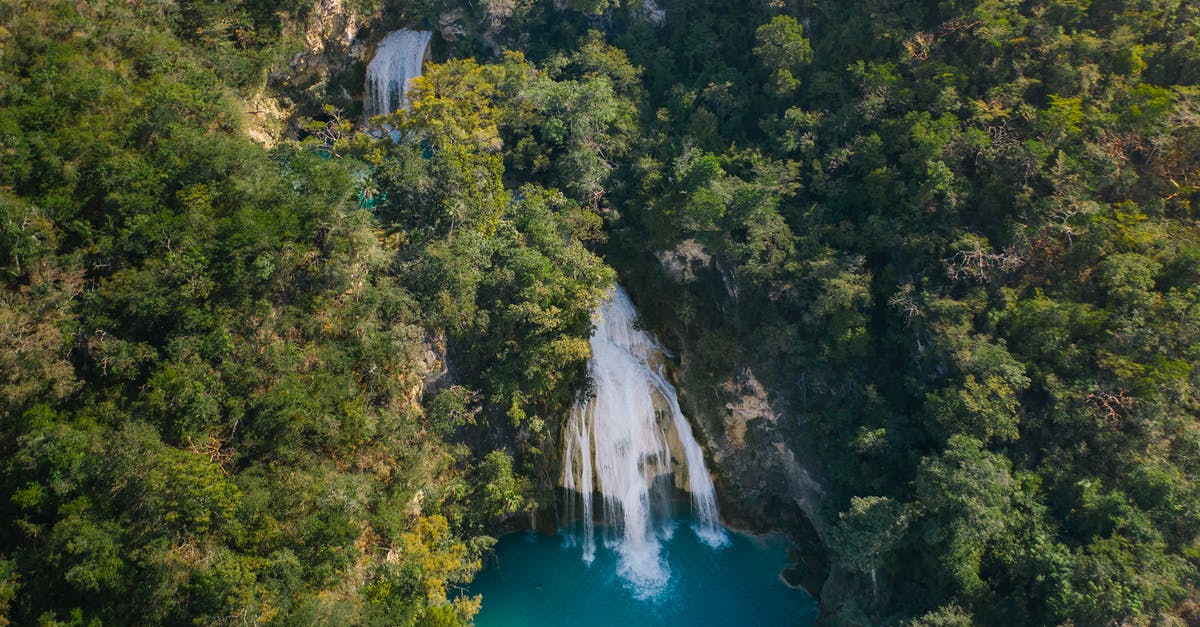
[674,360,826,535]
[665,351,830,602]
[627,240,836,604]
[247,0,381,146]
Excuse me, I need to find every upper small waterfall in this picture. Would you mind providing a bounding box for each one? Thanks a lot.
[364,29,432,118]
[562,286,726,596]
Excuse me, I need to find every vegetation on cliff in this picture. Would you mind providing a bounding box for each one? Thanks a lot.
[597,0,1200,624]
[3,0,1200,625]
[428,0,1200,623]
[0,1,611,623]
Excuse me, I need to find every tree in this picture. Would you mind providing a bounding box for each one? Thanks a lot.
[913,435,1015,597]
[471,451,528,523]
[754,16,813,97]
[501,38,640,206]
[833,496,910,603]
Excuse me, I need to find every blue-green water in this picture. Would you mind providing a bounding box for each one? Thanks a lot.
[465,523,819,627]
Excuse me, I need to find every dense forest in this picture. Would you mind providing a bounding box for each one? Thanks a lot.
[2,0,1199,625]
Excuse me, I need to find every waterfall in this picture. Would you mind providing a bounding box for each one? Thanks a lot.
[562,286,726,596]
[364,29,432,119]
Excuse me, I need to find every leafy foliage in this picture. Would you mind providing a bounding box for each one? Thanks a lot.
[0,2,612,624]
[596,0,1200,623]
[4,0,1200,624]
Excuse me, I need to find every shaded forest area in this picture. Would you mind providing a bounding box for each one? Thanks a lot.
[3,0,1200,625]
[0,1,612,623]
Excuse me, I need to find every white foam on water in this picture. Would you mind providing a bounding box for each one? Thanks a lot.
[562,286,727,596]
[364,29,432,118]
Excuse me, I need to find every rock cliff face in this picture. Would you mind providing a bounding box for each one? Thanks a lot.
[285,0,369,91]
[672,354,826,536]
[629,242,833,599]
[251,0,437,145]
[265,0,373,137]
[648,242,826,535]
[669,357,840,603]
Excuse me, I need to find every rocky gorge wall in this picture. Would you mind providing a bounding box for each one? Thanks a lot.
[251,2,848,612]
[626,241,851,608]
[246,0,531,144]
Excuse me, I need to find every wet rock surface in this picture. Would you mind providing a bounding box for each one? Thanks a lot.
[670,359,841,617]
[624,249,838,613]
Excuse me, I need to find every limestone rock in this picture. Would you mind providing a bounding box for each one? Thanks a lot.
[685,365,825,538]
[243,91,287,148]
[257,0,379,144]
[438,9,468,43]
[636,0,666,25]
[656,239,711,284]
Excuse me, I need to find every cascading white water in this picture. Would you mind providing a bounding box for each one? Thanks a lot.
[562,286,726,596]
[364,29,432,118]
